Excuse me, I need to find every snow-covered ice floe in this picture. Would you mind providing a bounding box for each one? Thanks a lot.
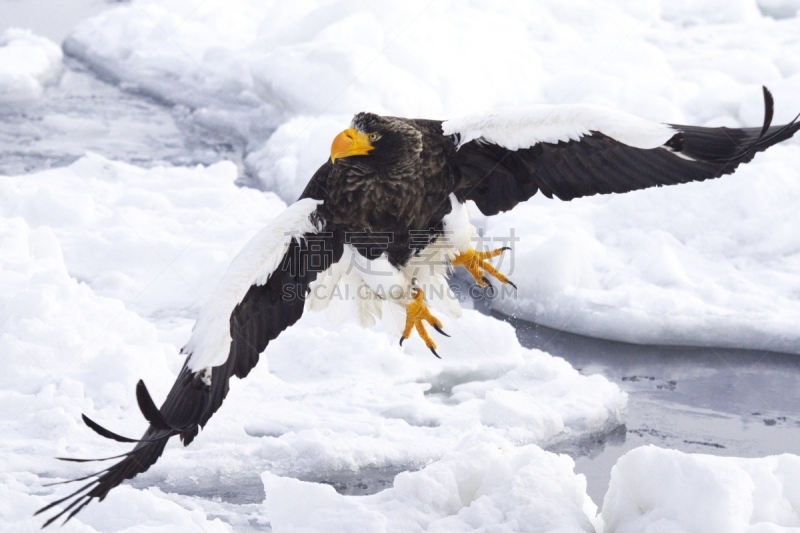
[486,142,800,354]
[602,445,800,533]
[262,433,600,533]
[0,28,62,102]
[1,156,624,531]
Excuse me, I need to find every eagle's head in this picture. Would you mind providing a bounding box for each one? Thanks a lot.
[330,112,423,170]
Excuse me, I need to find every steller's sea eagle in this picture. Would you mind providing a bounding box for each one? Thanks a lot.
[38,87,800,526]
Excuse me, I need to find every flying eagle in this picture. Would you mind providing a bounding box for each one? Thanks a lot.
[38,87,800,526]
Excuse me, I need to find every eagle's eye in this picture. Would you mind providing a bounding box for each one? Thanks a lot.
[368,132,380,142]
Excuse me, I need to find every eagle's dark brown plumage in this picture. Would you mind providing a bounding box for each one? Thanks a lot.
[38,87,800,527]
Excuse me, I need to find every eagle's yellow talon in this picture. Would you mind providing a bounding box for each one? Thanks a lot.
[452,247,515,288]
[401,288,445,358]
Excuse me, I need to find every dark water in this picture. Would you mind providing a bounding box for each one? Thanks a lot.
[484,307,800,505]
[0,56,247,178]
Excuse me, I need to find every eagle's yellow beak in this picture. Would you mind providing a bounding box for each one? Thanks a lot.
[330,128,374,162]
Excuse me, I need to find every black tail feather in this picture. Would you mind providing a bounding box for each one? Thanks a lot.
[758,86,774,139]
[36,235,336,527]
[755,110,800,149]
[722,85,776,163]
[42,466,114,487]
[136,380,176,432]
[721,85,795,164]
[38,368,204,527]
[51,494,90,527]
[55,451,133,463]
[62,497,93,526]
[81,414,140,443]
[37,429,173,528]
[81,413,172,444]
[36,479,96,525]
[669,86,800,168]
[37,393,181,527]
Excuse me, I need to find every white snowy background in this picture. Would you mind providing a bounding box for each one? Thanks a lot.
[2,0,800,532]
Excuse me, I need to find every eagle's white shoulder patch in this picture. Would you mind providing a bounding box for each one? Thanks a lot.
[442,104,676,151]
[185,198,321,371]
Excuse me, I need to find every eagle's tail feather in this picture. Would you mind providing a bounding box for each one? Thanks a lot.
[36,480,95,527]
[35,381,183,528]
[670,86,800,167]
[35,423,174,527]
[54,451,136,464]
[81,413,168,444]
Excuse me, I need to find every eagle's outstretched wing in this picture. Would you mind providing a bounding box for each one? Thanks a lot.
[37,198,343,527]
[446,87,800,215]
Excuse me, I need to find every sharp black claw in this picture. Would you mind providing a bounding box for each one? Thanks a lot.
[433,324,450,337]
[429,347,441,359]
[399,336,405,346]
[500,246,511,251]
[481,276,491,286]
[507,279,517,289]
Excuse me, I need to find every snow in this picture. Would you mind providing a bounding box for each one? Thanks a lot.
[3,0,800,530]
[0,28,62,102]
[0,153,287,319]
[262,433,600,533]
[3,477,234,533]
[602,445,800,533]
[1,155,624,531]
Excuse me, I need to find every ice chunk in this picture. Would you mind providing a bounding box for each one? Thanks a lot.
[263,433,600,533]
[0,29,62,102]
[489,145,800,354]
[602,445,800,533]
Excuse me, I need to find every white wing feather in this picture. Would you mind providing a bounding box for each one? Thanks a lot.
[185,198,321,371]
[442,104,675,151]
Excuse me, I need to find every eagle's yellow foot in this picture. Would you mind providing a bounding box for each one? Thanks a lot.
[452,247,517,289]
[399,288,449,358]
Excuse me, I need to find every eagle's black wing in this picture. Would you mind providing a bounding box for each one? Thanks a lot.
[37,201,342,527]
[449,87,800,215]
